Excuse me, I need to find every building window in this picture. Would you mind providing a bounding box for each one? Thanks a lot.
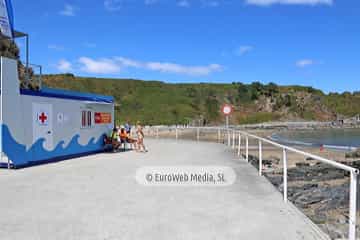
[88,111,92,126]
[81,110,93,128]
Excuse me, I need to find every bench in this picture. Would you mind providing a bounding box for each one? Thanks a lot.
[103,135,121,152]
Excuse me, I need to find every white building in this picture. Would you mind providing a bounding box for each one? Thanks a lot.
[0,57,114,168]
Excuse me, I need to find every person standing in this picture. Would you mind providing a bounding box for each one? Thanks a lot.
[136,122,147,153]
[125,121,131,136]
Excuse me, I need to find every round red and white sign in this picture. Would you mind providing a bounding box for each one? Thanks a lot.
[221,104,233,116]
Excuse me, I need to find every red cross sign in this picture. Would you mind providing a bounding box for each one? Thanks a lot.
[38,112,48,125]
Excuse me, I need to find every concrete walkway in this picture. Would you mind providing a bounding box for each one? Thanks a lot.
[0,139,329,240]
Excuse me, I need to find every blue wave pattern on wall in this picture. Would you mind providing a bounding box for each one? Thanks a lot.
[2,125,104,167]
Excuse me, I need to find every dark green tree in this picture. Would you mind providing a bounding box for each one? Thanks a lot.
[205,96,219,122]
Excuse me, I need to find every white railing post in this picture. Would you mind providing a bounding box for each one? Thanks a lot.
[259,140,262,176]
[218,128,221,143]
[232,130,235,149]
[156,127,159,138]
[227,130,231,146]
[349,171,358,240]
[283,148,288,203]
[175,126,178,140]
[238,132,241,157]
[246,135,249,162]
[197,127,200,141]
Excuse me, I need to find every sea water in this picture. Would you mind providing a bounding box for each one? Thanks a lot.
[271,128,360,151]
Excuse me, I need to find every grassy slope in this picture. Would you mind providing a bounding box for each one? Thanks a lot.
[42,74,360,125]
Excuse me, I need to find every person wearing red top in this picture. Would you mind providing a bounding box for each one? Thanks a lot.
[120,127,137,150]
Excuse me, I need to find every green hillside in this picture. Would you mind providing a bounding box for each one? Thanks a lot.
[42,74,360,125]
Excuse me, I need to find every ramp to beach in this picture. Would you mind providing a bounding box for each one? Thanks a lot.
[0,139,329,240]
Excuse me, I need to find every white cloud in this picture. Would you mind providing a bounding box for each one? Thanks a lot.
[116,57,142,68]
[146,62,222,75]
[48,44,65,51]
[102,0,221,9]
[235,45,254,56]
[104,0,123,11]
[76,56,222,76]
[116,57,222,76]
[59,4,76,16]
[56,59,72,72]
[79,57,122,74]
[177,0,190,7]
[246,0,333,6]
[296,59,315,67]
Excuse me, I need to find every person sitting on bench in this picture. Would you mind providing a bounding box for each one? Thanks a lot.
[110,127,121,152]
[120,127,137,150]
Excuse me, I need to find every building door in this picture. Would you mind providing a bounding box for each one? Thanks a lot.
[32,103,53,150]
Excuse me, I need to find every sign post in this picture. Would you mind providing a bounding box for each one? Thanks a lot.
[221,104,233,128]
[0,0,14,39]
[221,104,233,146]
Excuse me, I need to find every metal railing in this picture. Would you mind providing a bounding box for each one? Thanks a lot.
[148,126,359,240]
[27,63,43,90]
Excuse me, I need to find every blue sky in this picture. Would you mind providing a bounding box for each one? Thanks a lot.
[11,0,360,93]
